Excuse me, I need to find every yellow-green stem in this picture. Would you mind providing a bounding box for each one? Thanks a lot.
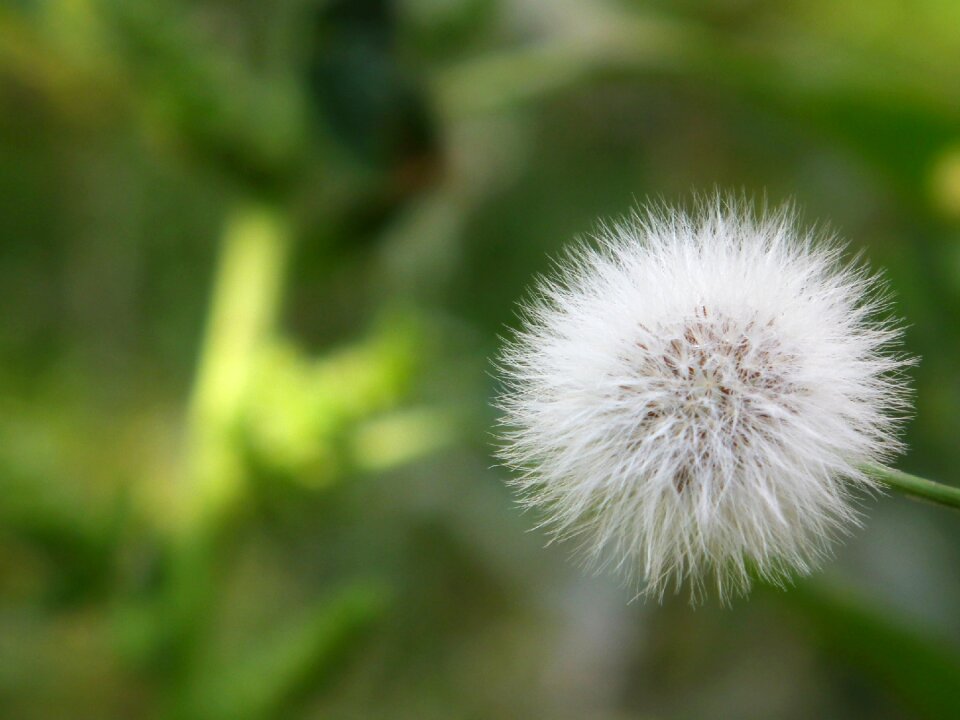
[183,199,291,531]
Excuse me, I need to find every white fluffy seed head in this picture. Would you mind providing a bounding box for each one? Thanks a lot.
[495,197,912,602]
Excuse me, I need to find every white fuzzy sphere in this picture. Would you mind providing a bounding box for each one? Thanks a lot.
[495,199,911,601]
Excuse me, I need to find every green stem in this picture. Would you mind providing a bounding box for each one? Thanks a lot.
[864,464,960,511]
[183,198,291,531]
[161,198,291,681]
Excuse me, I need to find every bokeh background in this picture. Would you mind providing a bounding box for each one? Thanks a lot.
[3,0,960,718]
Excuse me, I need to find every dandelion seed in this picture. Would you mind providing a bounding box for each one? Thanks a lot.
[494,196,912,602]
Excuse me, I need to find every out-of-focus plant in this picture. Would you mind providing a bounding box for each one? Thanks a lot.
[4,0,960,717]
[0,1,450,716]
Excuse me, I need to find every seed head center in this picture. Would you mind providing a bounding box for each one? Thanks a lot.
[625,306,796,493]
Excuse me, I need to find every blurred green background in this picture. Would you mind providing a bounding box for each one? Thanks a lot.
[3,0,960,718]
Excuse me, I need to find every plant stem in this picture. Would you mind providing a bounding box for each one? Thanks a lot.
[183,198,291,531]
[864,464,960,511]
[149,199,292,686]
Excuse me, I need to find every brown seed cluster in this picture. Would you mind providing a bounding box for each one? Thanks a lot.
[622,307,801,493]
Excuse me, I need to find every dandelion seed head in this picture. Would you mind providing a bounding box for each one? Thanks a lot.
[495,197,911,602]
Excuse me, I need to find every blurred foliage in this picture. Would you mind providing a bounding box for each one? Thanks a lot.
[2,0,960,718]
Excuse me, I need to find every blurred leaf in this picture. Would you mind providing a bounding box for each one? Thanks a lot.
[177,580,389,720]
[99,0,307,190]
[784,583,960,720]
[0,402,127,604]
[242,313,423,484]
[349,406,458,472]
[307,0,436,171]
